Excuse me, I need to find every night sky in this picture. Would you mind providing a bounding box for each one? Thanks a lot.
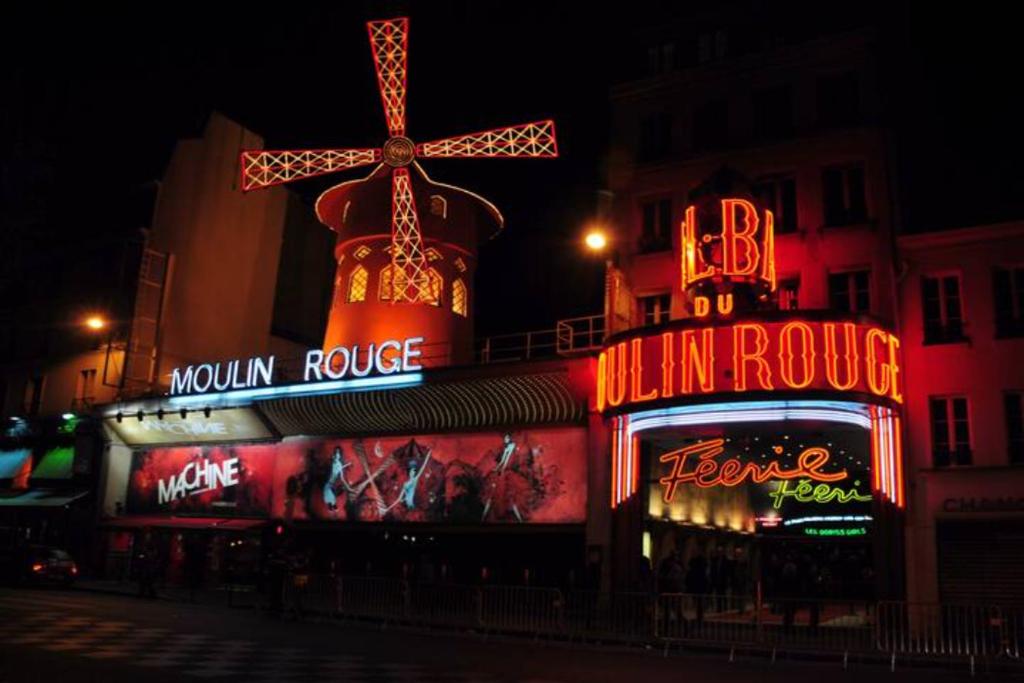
[3,1,1022,337]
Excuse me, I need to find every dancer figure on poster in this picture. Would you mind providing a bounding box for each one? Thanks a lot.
[497,433,516,471]
[378,449,432,516]
[323,446,352,513]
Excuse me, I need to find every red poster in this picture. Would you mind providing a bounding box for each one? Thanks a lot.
[127,427,587,524]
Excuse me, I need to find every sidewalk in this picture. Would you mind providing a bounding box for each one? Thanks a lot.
[75,578,262,608]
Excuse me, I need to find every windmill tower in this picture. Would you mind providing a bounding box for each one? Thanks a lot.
[241,17,557,366]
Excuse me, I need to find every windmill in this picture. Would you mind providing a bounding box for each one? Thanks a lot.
[241,16,558,311]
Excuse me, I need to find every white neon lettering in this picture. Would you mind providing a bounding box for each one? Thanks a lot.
[170,366,194,396]
[253,356,274,387]
[375,340,402,374]
[350,344,374,378]
[304,350,324,381]
[403,336,424,371]
[325,347,350,380]
[192,364,214,393]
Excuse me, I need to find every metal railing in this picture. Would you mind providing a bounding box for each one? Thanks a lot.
[276,576,1024,668]
[477,314,604,364]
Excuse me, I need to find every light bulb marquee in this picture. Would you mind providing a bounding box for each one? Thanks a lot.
[239,17,558,304]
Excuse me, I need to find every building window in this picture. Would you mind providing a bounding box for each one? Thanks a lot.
[646,42,676,75]
[828,270,871,313]
[693,99,729,152]
[778,277,800,310]
[75,369,96,408]
[638,110,672,163]
[24,376,44,416]
[822,164,867,226]
[993,266,1024,338]
[640,293,671,326]
[452,279,468,317]
[752,85,793,140]
[930,396,971,467]
[639,198,672,253]
[429,195,447,218]
[752,175,797,233]
[353,245,371,260]
[922,274,966,344]
[427,268,443,307]
[816,72,860,127]
[379,265,399,301]
[697,29,728,64]
[1005,392,1024,464]
[347,265,368,303]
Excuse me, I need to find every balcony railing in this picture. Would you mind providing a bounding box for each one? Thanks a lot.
[477,314,604,364]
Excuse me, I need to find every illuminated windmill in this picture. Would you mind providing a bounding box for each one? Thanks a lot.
[241,17,557,365]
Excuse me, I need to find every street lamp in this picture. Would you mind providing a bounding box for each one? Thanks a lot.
[584,226,609,253]
[84,315,107,331]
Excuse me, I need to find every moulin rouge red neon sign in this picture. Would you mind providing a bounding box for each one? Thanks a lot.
[596,319,902,412]
[658,438,847,503]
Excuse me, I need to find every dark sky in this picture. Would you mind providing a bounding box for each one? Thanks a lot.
[3,1,1022,337]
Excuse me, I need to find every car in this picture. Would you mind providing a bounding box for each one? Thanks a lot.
[15,546,78,586]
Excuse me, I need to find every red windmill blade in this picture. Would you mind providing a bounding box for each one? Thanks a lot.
[240,16,558,305]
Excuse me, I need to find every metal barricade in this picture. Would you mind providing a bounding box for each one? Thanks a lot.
[336,576,408,621]
[877,602,1024,660]
[759,597,875,653]
[407,582,482,629]
[656,593,759,645]
[480,585,565,636]
[564,591,655,642]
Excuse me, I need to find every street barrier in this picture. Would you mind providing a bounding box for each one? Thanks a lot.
[278,575,1023,668]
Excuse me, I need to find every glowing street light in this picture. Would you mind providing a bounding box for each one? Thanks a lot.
[584,228,609,252]
[84,315,107,331]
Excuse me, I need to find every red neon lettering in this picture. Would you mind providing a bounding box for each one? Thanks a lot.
[887,334,903,403]
[761,209,776,290]
[606,342,627,407]
[596,351,607,412]
[778,321,816,389]
[865,328,891,397]
[733,323,773,391]
[716,293,734,315]
[659,439,848,502]
[681,328,715,394]
[681,205,712,287]
[721,199,760,277]
[823,322,859,391]
[661,332,675,398]
[693,295,711,317]
[629,337,658,403]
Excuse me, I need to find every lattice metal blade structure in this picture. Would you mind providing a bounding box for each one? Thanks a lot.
[241,148,381,191]
[390,168,432,303]
[417,121,558,158]
[367,17,409,138]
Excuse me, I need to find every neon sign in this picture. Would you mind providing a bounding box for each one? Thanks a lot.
[803,527,867,537]
[597,320,901,412]
[681,199,776,293]
[157,457,240,504]
[658,438,847,503]
[169,337,424,396]
[767,478,872,510]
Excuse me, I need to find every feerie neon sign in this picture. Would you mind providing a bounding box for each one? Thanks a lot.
[169,337,424,396]
[596,320,901,411]
[768,478,872,510]
[658,438,847,503]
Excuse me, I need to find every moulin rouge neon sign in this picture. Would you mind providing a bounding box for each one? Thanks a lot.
[658,438,847,503]
[169,337,424,396]
[596,320,901,412]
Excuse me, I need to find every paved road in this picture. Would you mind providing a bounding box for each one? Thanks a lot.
[0,587,1001,682]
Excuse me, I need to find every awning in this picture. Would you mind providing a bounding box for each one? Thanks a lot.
[259,368,586,436]
[0,449,32,486]
[101,516,266,531]
[31,446,74,480]
[0,489,88,508]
